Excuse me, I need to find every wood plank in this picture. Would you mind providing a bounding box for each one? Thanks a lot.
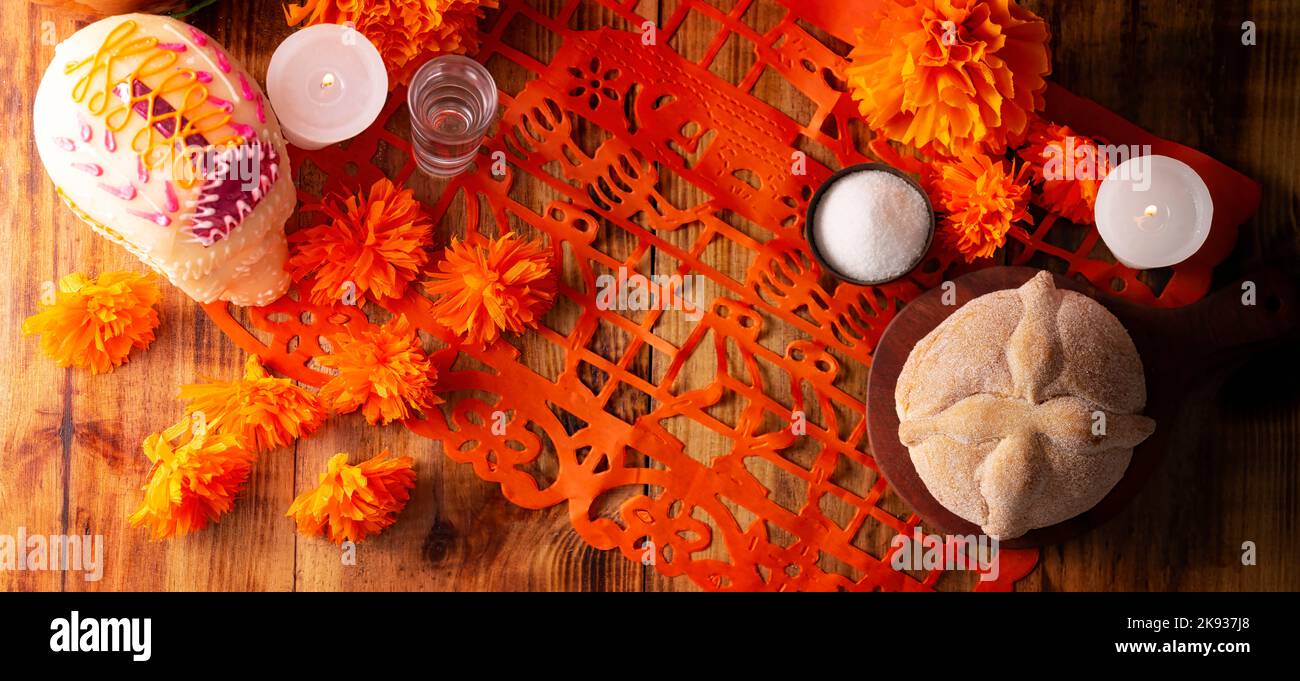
[0,1,75,592]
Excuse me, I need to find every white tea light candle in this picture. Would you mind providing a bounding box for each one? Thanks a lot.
[266,24,388,150]
[1095,154,1213,269]
[809,167,933,284]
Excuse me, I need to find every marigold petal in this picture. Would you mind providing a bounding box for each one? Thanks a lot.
[288,178,432,306]
[424,233,556,347]
[924,154,1032,263]
[179,355,326,452]
[317,314,441,425]
[129,419,256,541]
[1016,117,1111,224]
[283,0,498,86]
[22,270,160,375]
[286,449,416,543]
[846,0,1050,157]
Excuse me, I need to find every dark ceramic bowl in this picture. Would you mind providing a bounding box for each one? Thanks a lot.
[804,162,935,286]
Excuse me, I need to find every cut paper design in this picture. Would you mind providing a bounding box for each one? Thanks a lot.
[205,0,1259,591]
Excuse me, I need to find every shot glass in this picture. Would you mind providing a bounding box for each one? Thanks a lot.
[406,55,499,177]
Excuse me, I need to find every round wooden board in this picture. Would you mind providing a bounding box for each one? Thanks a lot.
[865,266,1300,549]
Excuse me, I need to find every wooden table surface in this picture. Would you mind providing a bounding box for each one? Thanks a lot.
[2,0,1297,592]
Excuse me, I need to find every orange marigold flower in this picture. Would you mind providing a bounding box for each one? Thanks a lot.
[179,355,326,453]
[317,314,441,425]
[846,0,1051,157]
[22,271,161,375]
[288,178,432,306]
[1016,118,1112,224]
[286,450,416,543]
[425,233,556,347]
[129,418,257,541]
[925,154,1032,262]
[284,0,498,86]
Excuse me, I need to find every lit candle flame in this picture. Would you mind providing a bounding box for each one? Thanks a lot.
[1135,204,1161,231]
[321,72,336,89]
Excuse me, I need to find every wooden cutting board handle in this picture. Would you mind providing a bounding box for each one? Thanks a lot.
[1107,267,1300,376]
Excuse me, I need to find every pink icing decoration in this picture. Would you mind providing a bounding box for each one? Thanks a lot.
[164,181,179,212]
[189,27,208,47]
[77,115,92,142]
[231,123,255,138]
[72,162,103,176]
[195,71,213,83]
[186,138,278,246]
[129,209,171,227]
[254,95,266,124]
[136,155,150,184]
[125,78,209,148]
[53,137,76,151]
[104,128,116,152]
[215,50,231,74]
[98,182,137,200]
[208,95,234,112]
[157,42,188,52]
[238,75,256,101]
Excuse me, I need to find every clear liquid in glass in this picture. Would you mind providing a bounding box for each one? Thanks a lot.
[407,55,498,177]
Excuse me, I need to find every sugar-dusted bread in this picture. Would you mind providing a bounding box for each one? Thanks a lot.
[895,271,1156,540]
[33,13,294,306]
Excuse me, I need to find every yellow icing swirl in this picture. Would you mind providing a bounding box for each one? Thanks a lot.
[63,19,242,188]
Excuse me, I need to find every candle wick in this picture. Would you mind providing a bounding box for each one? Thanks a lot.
[1134,205,1161,232]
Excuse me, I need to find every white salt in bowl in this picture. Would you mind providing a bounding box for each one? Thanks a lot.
[805,163,935,286]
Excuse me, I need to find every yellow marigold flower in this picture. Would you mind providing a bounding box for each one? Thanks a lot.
[846,0,1051,157]
[129,418,257,541]
[287,450,416,543]
[284,0,498,86]
[23,271,160,374]
[180,355,326,453]
[1017,117,1111,224]
[317,314,441,425]
[925,154,1032,262]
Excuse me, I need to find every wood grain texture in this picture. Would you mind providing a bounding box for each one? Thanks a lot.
[0,0,1296,592]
